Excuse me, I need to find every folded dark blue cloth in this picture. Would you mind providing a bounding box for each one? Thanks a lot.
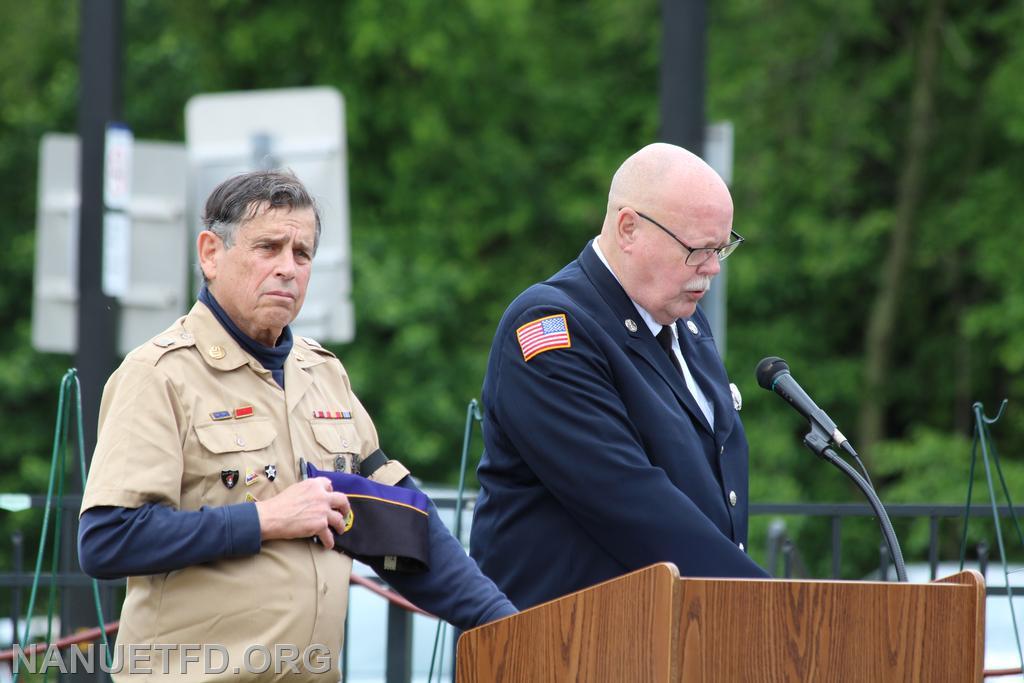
[304,461,431,573]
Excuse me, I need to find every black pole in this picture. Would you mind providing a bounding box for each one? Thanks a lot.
[11,532,22,647]
[659,0,706,155]
[68,2,122,679]
[76,1,122,445]
[660,0,729,351]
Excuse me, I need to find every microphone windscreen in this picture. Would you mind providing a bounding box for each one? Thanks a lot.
[755,356,790,390]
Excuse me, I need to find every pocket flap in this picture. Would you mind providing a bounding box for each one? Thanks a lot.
[195,418,277,454]
[311,421,360,453]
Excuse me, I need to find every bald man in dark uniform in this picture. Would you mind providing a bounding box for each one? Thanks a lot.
[471,143,769,610]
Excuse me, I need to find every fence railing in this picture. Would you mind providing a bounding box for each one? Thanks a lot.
[1,493,1021,682]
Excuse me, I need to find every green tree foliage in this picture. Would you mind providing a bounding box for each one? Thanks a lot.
[0,0,1021,578]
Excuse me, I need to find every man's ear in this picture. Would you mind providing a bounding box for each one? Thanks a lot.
[615,208,640,252]
[196,231,222,282]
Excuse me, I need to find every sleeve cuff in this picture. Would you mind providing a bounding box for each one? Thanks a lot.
[223,503,262,556]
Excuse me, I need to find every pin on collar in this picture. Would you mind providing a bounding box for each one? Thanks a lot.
[730,382,742,411]
[686,320,699,335]
[624,319,638,333]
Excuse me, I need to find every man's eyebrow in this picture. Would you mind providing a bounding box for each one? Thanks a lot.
[249,232,288,245]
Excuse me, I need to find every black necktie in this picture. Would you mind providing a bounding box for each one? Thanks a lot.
[656,325,683,376]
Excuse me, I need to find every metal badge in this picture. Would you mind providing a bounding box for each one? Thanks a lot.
[686,320,699,335]
[730,382,742,411]
[210,410,231,421]
[245,468,259,486]
[221,469,239,489]
[234,405,254,419]
[624,319,638,333]
[264,464,277,481]
[245,493,258,503]
[208,345,226,360]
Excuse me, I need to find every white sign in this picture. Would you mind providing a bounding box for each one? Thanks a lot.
[32,134,189,355]
[104,123,133,210]
[185,87,353,343]
[102,210,131,298]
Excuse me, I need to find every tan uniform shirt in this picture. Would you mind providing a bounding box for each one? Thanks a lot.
[81,301,409,680]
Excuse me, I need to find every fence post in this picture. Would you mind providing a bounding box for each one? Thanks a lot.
[385,602,412,683]
[11,532,22,647]
[831,516,842,578]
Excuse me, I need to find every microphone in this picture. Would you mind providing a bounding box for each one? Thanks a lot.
[755,356,904,580]
[755,356,853,455]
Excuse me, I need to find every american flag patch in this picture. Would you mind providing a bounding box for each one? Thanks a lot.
[516,314,571,361]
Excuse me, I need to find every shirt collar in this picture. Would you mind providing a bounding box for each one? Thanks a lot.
[591,238,666,339]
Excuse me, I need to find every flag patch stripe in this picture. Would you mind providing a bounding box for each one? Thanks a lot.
[516,314,572,361]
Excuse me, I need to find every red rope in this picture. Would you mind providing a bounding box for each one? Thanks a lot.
[349,572,433,617]
[985,667,1024,677]
[0,575,431,662]
[0,622,118,662]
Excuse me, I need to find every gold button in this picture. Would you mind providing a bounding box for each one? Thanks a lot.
[209,345,226,360]
[729,490,737,506]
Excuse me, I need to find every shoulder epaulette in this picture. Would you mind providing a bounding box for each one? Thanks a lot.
[297,335,337,358]
[126,319,195,365]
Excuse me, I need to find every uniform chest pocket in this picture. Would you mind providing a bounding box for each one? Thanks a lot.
[192,418,279,503]
[310,421,361,472]
[195,418,277,454]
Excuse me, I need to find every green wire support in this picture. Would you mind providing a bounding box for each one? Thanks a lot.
[958,399,1023,669]
[14,369,111,681]
[427,399,483,683]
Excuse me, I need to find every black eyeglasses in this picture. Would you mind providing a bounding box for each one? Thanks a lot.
[631,209,744,266]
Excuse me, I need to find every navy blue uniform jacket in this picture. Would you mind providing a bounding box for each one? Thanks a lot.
[470,241,768,609]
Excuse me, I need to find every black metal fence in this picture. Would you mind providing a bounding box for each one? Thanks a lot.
[0,493,1020,682]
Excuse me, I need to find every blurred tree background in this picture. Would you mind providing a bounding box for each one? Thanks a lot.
[0,0,1021,579]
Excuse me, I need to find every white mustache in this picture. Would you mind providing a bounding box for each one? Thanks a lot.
[683,275,712,292]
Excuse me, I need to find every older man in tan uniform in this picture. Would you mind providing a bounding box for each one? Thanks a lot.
[79,171,514,680]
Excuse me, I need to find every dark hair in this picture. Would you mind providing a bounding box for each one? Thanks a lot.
[202,170,322,253]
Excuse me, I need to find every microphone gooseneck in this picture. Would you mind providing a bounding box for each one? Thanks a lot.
[755,356,906,582]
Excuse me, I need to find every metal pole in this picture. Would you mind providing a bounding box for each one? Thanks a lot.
[68,2,122,679]
[385,603,413,683]
[11,532,23,647]
[76,0,122,454]
[659,0,706,155]
[659,0,728,352]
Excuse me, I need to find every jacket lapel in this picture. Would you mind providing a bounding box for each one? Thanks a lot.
[578,243,714,435]
[676,318,735,443]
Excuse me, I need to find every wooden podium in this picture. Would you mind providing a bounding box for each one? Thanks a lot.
[457,563,985,682]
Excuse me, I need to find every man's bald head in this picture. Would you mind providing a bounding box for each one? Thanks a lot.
[604,143,732,232]
[597,143,736,324]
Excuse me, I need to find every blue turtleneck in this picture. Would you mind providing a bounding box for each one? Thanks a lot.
[198,285,292,388]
